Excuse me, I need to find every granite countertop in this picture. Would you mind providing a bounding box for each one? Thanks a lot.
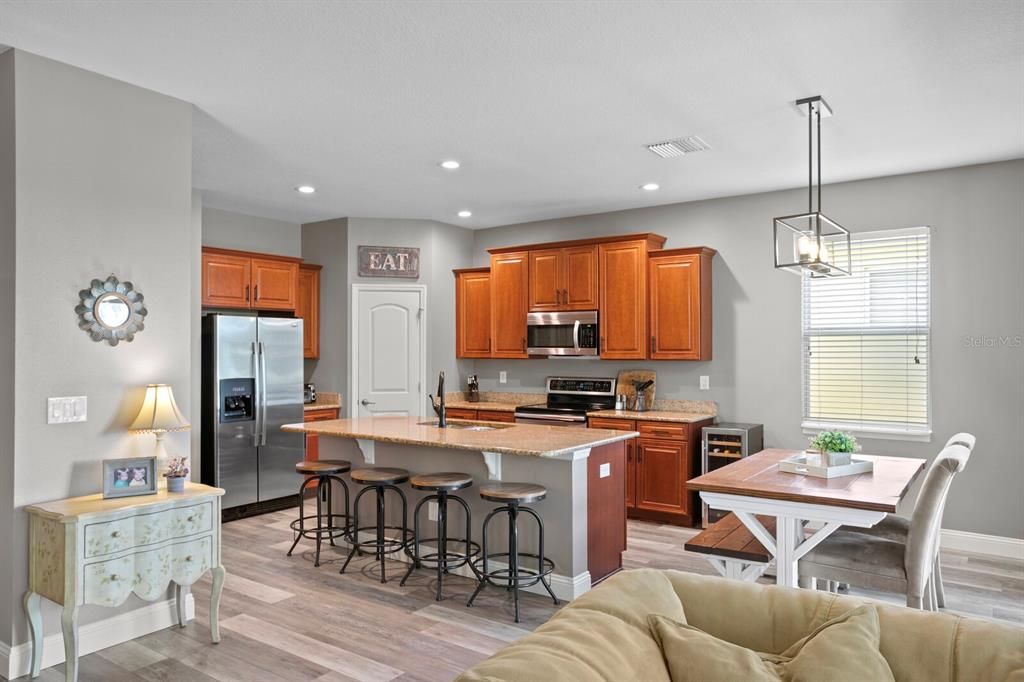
[304,391,341,412]
[445,400,520,412]
[282,416,638,458]
[587,409,717,423]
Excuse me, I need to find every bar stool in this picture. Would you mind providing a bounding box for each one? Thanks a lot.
[467,482,559,623]
[287,460,351,567]
[340,467,413,583]
[400,472,481,601]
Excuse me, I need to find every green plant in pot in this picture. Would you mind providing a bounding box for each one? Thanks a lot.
[808,431,859,467]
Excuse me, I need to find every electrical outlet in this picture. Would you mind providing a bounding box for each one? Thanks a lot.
[48,396,87,424]
[699,376,710,391]
[599,462,611,478]
[427,500,438,521]
[499,371,507,384]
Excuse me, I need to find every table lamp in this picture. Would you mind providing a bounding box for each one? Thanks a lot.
[129,384,191,472]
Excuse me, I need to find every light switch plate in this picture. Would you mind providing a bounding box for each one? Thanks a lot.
[599,462,611,478]
[48,396,87,424]
[699,376,710,391]
[499,371,507,384]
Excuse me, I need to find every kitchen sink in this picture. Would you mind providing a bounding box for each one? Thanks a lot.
[418,420,514,431]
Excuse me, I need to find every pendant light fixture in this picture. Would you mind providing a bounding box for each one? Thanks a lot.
[773,95,851,277]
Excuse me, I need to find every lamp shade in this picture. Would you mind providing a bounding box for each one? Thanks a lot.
[129,384,190,433]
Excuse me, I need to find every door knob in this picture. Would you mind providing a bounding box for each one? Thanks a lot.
[360,399,376,406]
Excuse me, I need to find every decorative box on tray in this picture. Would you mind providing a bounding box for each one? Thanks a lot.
[779,451,874,479]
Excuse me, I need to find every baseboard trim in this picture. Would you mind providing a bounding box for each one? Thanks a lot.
[940,529,1024,560]
[1,594,195,681]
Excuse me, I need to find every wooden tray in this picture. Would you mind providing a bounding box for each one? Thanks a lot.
[779,453,874,479]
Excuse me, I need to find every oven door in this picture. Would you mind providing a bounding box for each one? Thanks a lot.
[526,311,598,356]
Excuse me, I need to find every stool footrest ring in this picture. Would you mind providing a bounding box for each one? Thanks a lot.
[470,552,556,589]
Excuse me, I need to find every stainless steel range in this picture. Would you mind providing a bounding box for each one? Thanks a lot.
[514,376,617,427]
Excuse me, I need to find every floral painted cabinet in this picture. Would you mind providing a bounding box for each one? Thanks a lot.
[23,483,226,682]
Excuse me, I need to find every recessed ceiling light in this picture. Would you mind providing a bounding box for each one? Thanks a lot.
[457,210,472,218]
[296,185,316,194]
[641,183,660,191]
[439,160,461,170]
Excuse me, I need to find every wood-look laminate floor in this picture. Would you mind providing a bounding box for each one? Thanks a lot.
[24,513,1023,682]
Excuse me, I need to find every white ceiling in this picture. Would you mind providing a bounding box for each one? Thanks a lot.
[1,1,1022,228]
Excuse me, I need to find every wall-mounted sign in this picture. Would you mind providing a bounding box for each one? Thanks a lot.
[357,245,420,279]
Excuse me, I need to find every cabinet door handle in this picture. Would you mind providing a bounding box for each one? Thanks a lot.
[651,335,656,354]
[254,285,259,301]
[521,337,527,353]
[245,284,250,302]
[562,289,568,304]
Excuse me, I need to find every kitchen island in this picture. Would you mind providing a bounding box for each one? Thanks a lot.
[282,416,638,598]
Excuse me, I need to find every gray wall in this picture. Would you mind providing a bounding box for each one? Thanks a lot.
[301,218,349,394]
[303,218,474,412]
[0,48,16,648]
[3,50,194,648]
[470,160,1024,539]
[202,206,301,257]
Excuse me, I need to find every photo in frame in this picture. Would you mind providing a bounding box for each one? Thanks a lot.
[102,456,158,499]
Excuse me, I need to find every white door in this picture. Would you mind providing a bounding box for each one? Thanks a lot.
[351,285,426,417]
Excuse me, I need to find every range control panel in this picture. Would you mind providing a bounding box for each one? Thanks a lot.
[547,377,616,395]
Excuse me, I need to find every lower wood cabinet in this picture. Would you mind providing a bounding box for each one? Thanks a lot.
[444,407,515,423]
[303,406,339,460]
[587,440,627,583]
[589,416,713,527]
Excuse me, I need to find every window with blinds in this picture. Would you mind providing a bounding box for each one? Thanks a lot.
[801,227,931,436]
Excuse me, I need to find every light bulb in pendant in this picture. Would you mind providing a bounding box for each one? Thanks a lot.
[797,234,818,263]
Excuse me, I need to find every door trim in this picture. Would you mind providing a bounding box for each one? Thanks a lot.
[350,283,428,419]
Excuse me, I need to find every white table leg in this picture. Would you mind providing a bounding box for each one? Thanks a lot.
[210,565,226,643]
[774,516,801,587]
[23,591,42,678]
[61,605,79,682]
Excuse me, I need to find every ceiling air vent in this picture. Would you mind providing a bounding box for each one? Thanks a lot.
[646,135,711,158]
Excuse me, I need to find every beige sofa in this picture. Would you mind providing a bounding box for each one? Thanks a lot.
[457,569,1024,682]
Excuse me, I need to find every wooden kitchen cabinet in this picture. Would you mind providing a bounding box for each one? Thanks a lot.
[599,236,665,359]
[303,406,339,461]
[444,407,516,423]
[201,247,302,312]
[202,250,252,308]
[589,415,713,527]
[454,268,492,358]
[649,247,715,360]
[528,245,598,312]
[490,251,529,358]
[297,264,321,359]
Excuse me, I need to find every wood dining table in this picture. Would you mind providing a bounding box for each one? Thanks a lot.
[687,448,926,588]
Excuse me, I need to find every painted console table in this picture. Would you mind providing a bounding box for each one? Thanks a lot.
[23,481,226,682]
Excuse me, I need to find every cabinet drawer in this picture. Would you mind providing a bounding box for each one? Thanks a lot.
[83,535,213,607]
[84,501,213,559]
[304,407,339,422]
[589,417,636,431]
[477,410,515,423]
[637,422,687,440]
[446,408,478,420]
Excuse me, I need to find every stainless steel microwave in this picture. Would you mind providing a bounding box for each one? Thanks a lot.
[526,311,599,357]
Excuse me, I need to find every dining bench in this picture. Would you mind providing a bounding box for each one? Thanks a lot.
[685,512,774,582]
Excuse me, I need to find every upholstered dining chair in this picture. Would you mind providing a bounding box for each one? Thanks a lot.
[799,444,970,611]
[836,432,976,607]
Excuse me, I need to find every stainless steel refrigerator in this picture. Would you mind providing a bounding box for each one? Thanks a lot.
[201,314,305,510]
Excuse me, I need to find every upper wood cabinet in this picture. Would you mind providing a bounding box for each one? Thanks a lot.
[454,268,492,358]
[490,251,529,358]
[297,264,322,359]
[599,237,665,359]
[201,247,301,312]
[528,245,598,311]
[648,247,715,361]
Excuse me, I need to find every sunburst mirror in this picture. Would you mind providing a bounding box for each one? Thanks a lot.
[75,275,148,346]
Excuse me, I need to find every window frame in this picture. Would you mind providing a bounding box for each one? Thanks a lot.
[799,226,933,442]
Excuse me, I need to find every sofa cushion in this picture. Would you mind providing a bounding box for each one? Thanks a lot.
[649,605,895,682]
[455,569,683,682]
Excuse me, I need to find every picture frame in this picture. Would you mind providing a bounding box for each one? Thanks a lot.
[102,456,158,499]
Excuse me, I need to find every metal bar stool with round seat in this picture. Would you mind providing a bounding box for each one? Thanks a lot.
[400,472,481,601]
[340,467,413,583]
[287,460,352,567]
[467,482,559,623]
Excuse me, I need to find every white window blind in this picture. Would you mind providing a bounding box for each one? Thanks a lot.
[801,227,931,436]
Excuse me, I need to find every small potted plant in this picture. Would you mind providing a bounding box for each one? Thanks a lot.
[164,456,190,493]
[808,431,859,467]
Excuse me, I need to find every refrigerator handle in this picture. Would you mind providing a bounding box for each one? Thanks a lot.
[251,342,260,448]
[259,341,268,446]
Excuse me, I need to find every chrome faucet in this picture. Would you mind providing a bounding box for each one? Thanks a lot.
[428,370,446,427]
